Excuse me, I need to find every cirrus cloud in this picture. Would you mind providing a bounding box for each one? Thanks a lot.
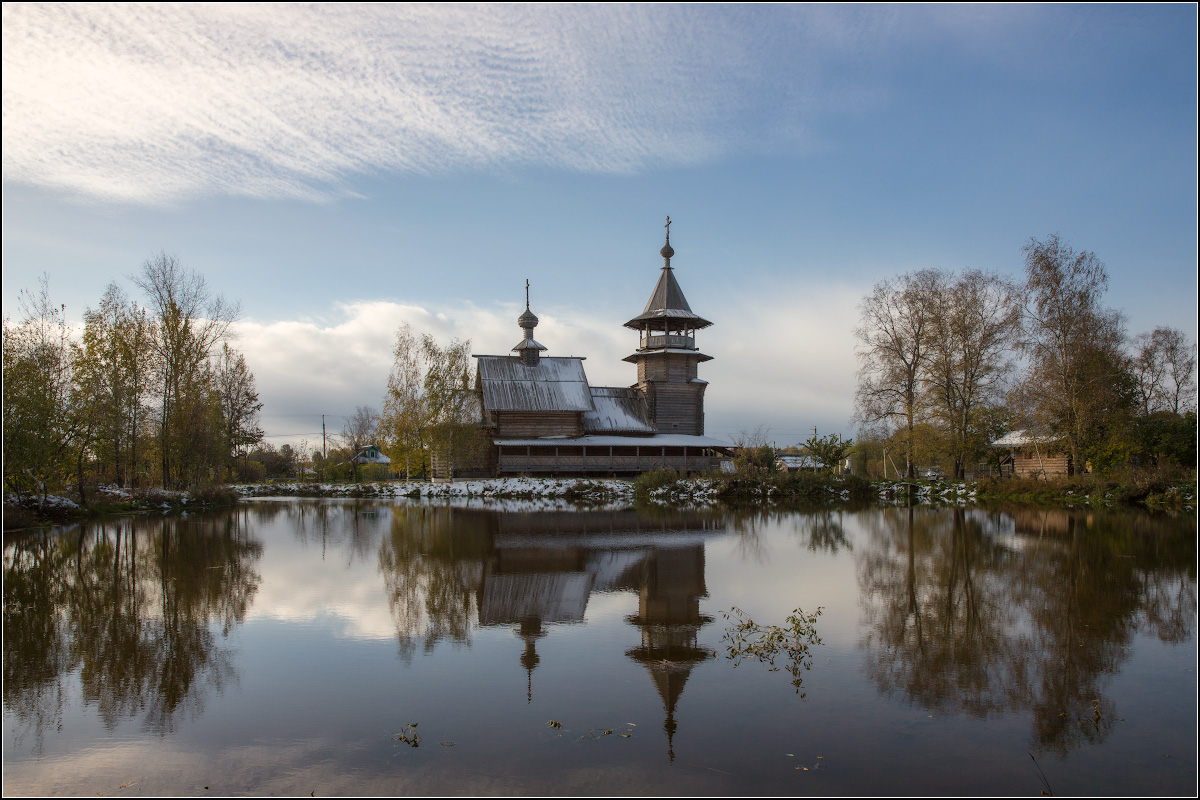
[2,3,990,204]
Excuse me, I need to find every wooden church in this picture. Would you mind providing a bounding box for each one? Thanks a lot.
[440,220,728,479]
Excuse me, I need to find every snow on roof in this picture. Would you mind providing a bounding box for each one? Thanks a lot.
[494,434,730,448]
[582,387,655,434]
[476,356,594,412]
[352,446,392,464]
[991,429,1064,447]
[777,454,820,469]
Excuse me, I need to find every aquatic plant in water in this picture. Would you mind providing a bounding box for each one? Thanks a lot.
[717,606,823,696]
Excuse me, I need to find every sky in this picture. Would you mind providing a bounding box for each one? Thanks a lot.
[3,3,1196,448]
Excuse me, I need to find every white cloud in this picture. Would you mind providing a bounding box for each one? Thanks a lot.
[1,4,959,204]
[237,277,861,448]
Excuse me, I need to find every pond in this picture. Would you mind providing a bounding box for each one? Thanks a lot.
[3,499,1196,796]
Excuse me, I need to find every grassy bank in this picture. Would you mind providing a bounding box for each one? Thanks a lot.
[635,468,1196,513]
[968,468,1196,511]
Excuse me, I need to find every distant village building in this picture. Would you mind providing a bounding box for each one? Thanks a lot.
[352,445,392,465]
[775,453,821,473]
[438,220,728,479]
[990,430,1072,479]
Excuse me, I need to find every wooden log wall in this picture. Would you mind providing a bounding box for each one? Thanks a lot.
[496,445,720,476]
[638,353,698,384]
[646,383,706,435]
[494,411,583,438]
[1012,451,1071,478]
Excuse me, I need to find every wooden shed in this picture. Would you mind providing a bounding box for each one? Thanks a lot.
[991,430,1072,479]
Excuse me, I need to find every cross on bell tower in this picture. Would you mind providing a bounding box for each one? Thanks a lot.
[623,220,713,435]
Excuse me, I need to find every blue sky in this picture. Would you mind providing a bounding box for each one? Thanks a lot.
[3,4,1196,447]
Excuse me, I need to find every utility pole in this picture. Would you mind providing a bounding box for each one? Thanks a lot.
[322,415,327,480]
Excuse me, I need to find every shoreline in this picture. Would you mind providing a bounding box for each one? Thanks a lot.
[6,473,1194,531]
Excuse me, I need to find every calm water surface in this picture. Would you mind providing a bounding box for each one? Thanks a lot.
[3,500,1196,796]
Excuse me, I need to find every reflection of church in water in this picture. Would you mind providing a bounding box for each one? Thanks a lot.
[474,510,720,761]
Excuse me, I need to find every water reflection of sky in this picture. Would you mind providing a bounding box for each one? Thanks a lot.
[4,501,1195,796]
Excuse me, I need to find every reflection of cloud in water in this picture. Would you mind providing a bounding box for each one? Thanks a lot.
[243,501,397,640]
[0,735,734,797]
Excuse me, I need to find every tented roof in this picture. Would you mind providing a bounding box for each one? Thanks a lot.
[624,267,712,330]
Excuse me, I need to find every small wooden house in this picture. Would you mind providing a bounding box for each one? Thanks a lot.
[991,430,1072,479]
[352,445,392,465]
[776,453,821,472]
[436,221,729,479]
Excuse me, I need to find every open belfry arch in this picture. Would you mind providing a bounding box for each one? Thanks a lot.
[449,219,727,480]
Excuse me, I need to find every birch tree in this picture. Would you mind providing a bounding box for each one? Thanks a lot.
[1019,234,1127,473]
[379,324,483,480]
[421,334,484,479]
[380,323,429,479]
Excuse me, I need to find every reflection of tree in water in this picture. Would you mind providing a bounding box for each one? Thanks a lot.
[3,511,262,749]
[859,508,1023,718]
[378,507,492,661]
[858,506,1196,755]
[727,511,770,563]
[797,509,852,554]
[3,530,73,753]
[726,509,852,563]
[281,500,386,565]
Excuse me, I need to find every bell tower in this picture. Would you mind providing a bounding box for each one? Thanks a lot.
[623,218,713,435]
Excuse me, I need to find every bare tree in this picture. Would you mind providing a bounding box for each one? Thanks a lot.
[1132,327,1197,415]
[1130,330,1168,416]
[731,425,776,474]
[925,270,1023,478]
[342,405,379,481]
[854,270,940,478]
[214,343,264,478]
[132,252,239,488]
